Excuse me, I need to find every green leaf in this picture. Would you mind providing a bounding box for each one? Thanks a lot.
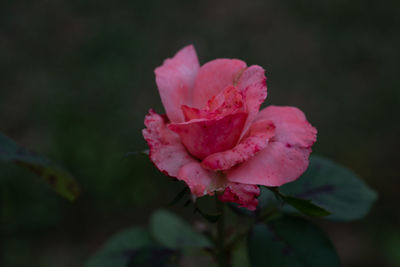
[150,209,212,249]
[280,155,377,221]
[265,187,331,217]
[85,227,154,267]
[0,133,80,201]
[248,216,340,267]
[248,224,283,267]
[281,196,331,217]
[258,186,279,209]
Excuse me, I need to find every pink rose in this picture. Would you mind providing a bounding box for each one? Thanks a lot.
[143,45,317,210]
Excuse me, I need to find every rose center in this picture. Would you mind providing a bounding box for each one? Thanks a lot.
[168,86,248,159]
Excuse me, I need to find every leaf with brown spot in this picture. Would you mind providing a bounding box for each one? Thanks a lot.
[0,133,80,201]
[280,155,377,221]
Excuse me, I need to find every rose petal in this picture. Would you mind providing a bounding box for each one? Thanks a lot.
[155,45,200,123]
[142,110,195,177]
[227,106,317,187]
[218,183,260,211]
[178,162,227,196]
[168,113,247,160]
[208,86,245,115]
[202,120,275,170]
[237,65,268,136]
[181,105,213,121]
[192,59,247,108]
[255,105,317,148]
[227,142,312,187]
[181,86,245,121]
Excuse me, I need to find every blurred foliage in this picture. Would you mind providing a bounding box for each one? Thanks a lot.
[85,227,155,267]
[248,216,340,267]
[0,133,80,201]
[0,0,398,266]
[149,210,212,249]
[280,156,377,221]
[85,210,213,267]
[86,155,376,266]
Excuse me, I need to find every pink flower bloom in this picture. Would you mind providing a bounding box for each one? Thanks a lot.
[143,45,317,210]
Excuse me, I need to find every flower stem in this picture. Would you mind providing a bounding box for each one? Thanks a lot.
[216,197,229,267]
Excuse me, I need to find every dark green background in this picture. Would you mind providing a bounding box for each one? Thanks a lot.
[1,0,398,266]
